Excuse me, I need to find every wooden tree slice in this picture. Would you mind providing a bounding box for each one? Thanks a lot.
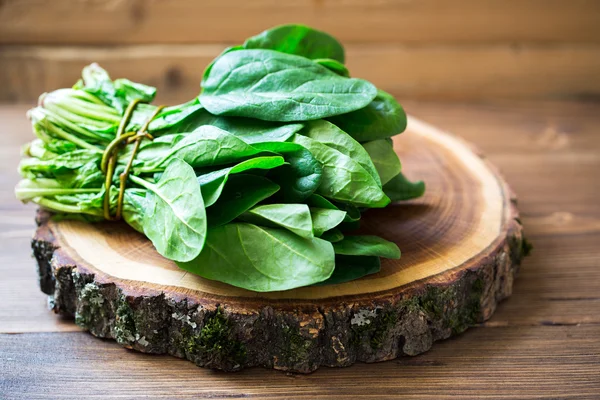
[32,116,527,373]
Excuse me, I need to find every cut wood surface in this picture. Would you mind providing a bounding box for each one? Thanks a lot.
[1,100,599,396]
[31,116,524,372]
[1,0,599,45]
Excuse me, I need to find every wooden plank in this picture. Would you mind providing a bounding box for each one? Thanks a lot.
[1,327,599,399]
[1,0,599,45]
[403,100,600,155]
[2,44,600,102]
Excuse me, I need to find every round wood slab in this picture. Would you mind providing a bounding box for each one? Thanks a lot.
[32,116,527,373]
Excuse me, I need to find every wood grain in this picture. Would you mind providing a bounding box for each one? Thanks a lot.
[43,117,509,300]
[1,0,599,45]
[2,326,599,399]
[31,116,524,372]
[1,100,599,395]
[2,44,600,103]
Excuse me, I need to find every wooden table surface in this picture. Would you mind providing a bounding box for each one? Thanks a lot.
[1,100,599,399]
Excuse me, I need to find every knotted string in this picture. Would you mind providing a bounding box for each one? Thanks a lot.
[101,100,165,220]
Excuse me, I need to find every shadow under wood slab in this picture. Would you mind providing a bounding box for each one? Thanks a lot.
[31,117,527,373]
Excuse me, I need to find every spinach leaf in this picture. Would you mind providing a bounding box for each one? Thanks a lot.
[328,89,407,141]
[129,158,206,263]
[306,193,338,209]
[332,201,362,222]
[134,126,267,173]
[302,119,380,185]
[77,63,156,113]
[177,223,335,292]
[383,172,426,202]
[316,255,381,285]
[310,208,347,236]
[239,204,313,239]
[206,174,280,227]
[320,228,345,243]
[253,141,322,202]
[362,139,402,185]
[314,58,349,77]
[333,235,400,259]
[19,149,100,177]
[121,188,147,233]
[293,134,389,208]
[174,107,303,144]
[306,194,361,222]
[197,156,285,207]
[200,50,376,121]
[242,24,345,63]
[147,100,206,134]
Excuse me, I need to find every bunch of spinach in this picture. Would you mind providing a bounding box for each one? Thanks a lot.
[16,25,424,292]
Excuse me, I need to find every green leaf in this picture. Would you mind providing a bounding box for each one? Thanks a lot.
[200,49,376,122]
[19,149,100,176]
[172,107,304,144]
[328,89,407,141]
[197,156,285,207]
[177,223,335,292]
[242,24,345,63]
[310,208,346,236]
[362,139,402,185]
[333,235,401,259]
[313,58,349,77]
[130,158,206,263]
[302,119,380,186]
[292,134,389,208]
[78,63,156,114]
[207,174,280,227]
[134,126,268,173]
[253,141,322,202]
[15,178,101,202]
[121,188,147,233]
[306,194,361,222]
[315,255,381,286]
[147,100,206,134]
[320,228,344,243]
[239,204,313,239]
[383,172,426,202]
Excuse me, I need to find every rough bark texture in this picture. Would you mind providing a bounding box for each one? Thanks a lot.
[32,210,526,373]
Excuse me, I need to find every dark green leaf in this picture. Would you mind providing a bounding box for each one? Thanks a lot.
[320,228,344,243]
[177,223,335,292]
[253,141,322,202]
[129,158,206,263]
[328,90,406,141]
[306,194,361,222]
[242,24,345,63]
[302,119,380,185]
[333,235,400,259]
[134,126,268,173]
[200,50,376,121]
[293,134,389,208]
[383,172,426,202]
[313,58,349,77]
[310,208,346,236]
[362,139,402,185]
[197,156,285,207]
[170,107,303,144]
[315,255,380,285]
[207,174,280,226]
[239,204,313,239]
